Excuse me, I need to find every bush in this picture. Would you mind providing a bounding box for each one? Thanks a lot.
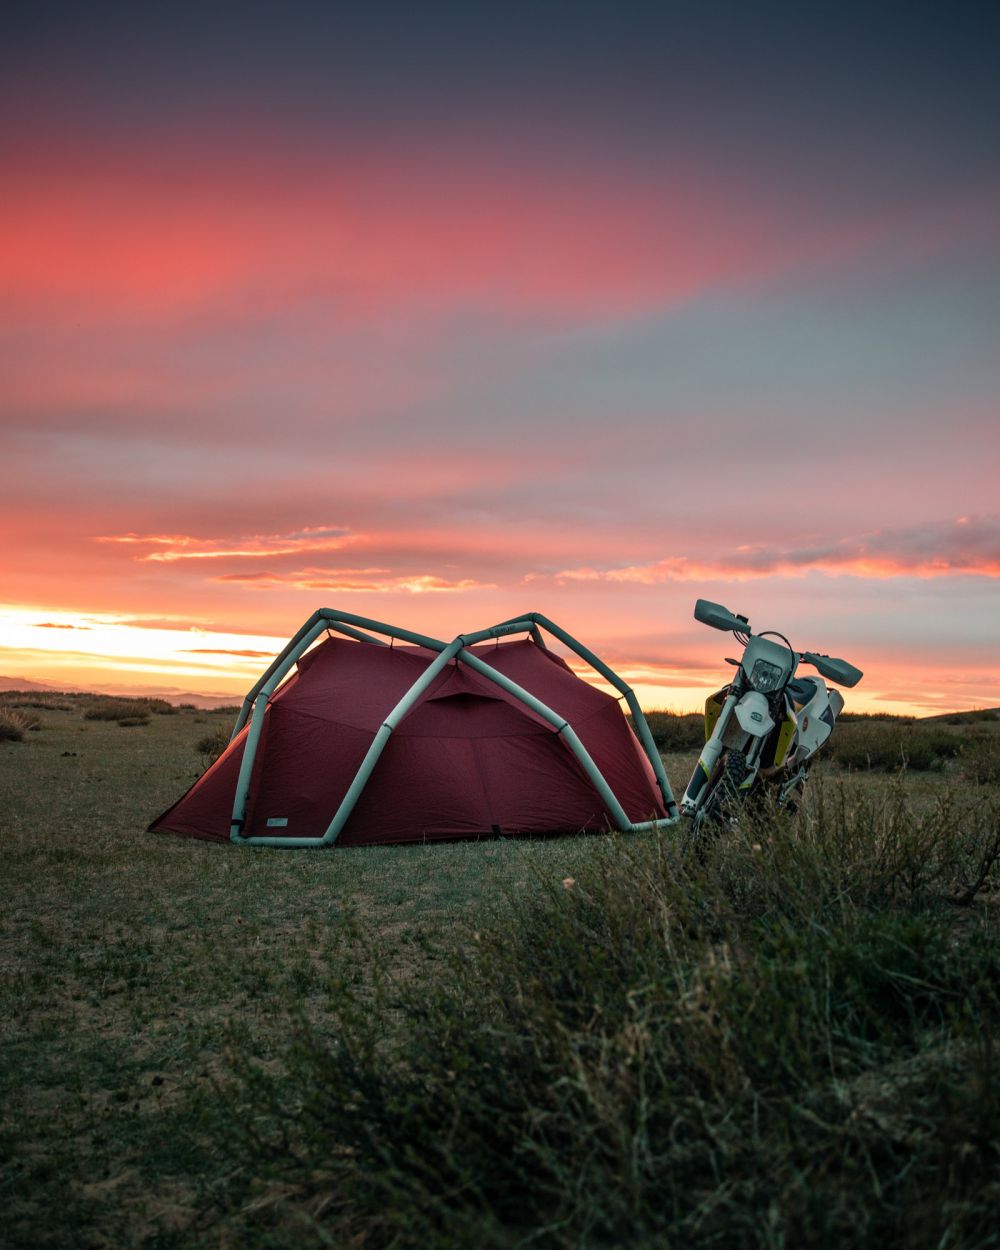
[632,710,704,752]
[220,785,1000,1249]
[196,727,231,767]
[144,697,178,715]
[0,708,33,742]
[959,733,1000,785]
[83,699,150,723]
[942,709,1000,726]
[829,722,965,772]
[0,694,73,711]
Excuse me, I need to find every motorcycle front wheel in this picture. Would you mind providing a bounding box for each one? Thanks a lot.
[690,749,751,837]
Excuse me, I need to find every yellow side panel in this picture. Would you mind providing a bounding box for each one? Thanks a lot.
[704,689,726,741]
[773,713,797,767]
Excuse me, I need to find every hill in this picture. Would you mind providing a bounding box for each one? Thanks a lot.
[0,675,239,709]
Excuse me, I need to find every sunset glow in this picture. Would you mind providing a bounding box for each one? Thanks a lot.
[2,6,998,719]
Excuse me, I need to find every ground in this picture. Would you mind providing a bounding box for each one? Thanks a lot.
[0,699,996,1247]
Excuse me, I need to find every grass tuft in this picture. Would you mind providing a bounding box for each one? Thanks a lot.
[829,721,969,772]
[195,726,231,766]
[84,698,152,723]
[0,707,36,742]
[633,709,705,752]
[2,700,998,1248]
[960,732,1000,786]
[218,781,1000,1249]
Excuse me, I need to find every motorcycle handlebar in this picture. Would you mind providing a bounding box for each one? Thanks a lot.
[802,651,863,688]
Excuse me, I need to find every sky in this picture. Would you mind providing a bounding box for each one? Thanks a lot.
[1,1,998,715]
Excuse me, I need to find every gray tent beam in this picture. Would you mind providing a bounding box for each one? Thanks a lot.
[492,610,678,819]
[233,636,463,849]
[232,609,327,740]
[230,612,451,846]
[455,647,633,833]
[230,622,539,848]
[231,608,447,739]
[328,621,388,646]
[228,610,674,849]
[229,616,333,842]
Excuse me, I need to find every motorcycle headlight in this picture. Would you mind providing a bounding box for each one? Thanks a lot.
[749,658,784,693]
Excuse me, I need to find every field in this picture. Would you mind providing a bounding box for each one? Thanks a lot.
[1,697,998,1248]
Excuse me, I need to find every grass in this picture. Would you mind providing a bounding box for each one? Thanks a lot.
[0,708,39,742]
[1,699,998,1248]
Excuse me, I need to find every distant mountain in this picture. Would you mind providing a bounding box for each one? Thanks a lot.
[0,675,239,709]
[0,675,57,692]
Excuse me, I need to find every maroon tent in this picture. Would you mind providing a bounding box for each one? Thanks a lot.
[151,624,671,848]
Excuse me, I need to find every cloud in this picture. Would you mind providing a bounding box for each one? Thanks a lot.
[564,655,720,691]
[213,572,277,584]
[181,648,277,658]
[95,526,354,562]
[551,517,1000,584]
[34,621,91,629]
[211,566,495,594]
[3,118,942,337]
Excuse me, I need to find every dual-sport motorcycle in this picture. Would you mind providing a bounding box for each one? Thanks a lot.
[681,599,863,829]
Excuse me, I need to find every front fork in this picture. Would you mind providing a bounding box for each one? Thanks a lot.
[681,692,737,815]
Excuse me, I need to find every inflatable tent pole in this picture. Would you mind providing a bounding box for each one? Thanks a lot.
[491,612,679,820]
[234,635,463,848]
[455,624,634,833]
[231,609,444,739]
[226,611,674,848]
[245,622,536,848]
[229,611,451,846]
[229,615,333,838]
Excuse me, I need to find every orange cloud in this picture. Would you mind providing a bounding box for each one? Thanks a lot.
[95,526,354,562]
[551,517,1000,584]
[181,648,277,658]
[213,567,494,594]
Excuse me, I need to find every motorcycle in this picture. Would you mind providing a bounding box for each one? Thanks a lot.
[681,599,863,829]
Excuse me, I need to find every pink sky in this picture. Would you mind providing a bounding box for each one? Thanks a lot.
[2,7,999,715]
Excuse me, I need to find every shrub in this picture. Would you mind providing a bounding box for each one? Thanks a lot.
[959,733,1000,785]
[220,784,1000,1249]
[829,722,964,771]
[83,699,150,723]
[838,712,915,724]
[632,710,704,752]
[144,697,178,715]
[0,708,33,742]
[0,694,73,711]
[942,709,1000,726]
[196,727,230,767]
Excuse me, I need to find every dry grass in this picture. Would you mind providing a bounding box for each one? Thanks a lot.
[1,702,997,1248]
[0,708,37,742]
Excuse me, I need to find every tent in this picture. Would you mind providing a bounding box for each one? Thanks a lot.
[149,610,679,848]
